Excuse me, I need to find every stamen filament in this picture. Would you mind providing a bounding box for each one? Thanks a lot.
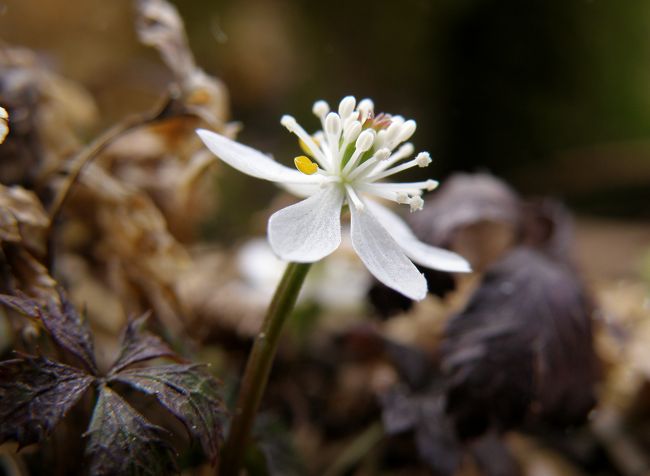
[282,115,330,170]
[345,184,365,211]
[368,158,424,181]
[371,143,415,174]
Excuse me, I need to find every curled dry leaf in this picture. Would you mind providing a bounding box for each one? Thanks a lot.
[441,247,599,439]
[135,0,230,128]
[0,184,49,257]
[0,184,57,299]
[0,46,98,185]
[0,356,94,449]
[60,162,190,331]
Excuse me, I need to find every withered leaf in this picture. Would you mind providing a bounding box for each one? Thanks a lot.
[85,386,177,476]
[135,0,196,82]
[441,247,598,439]
[0,355,94,448]
[0,292,98,373]
[408,172,521,247]
[110,312,179,373]
[111,364,224,464]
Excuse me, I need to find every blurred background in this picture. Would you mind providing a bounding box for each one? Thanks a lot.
[3,0,650,219]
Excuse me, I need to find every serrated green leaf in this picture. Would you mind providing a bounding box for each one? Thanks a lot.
[85,386,177,476]
[0,355,94,448]
[110,312,179,373]
[111,364,224,464]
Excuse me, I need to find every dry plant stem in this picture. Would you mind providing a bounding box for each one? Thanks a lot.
[219,261,312,476]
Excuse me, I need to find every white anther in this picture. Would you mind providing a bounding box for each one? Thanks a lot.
[312,100,330,119]
[415,152,432,167]
[344,121,362,143]
[280,115,297,131]
[338,96,356,119]
[374,148,391,161]
[399,120,417,142]
[409,196,424,212]
[355,129,375,152]
[425,179,438,191]
[325,112,342,137]
[385,121,402,145]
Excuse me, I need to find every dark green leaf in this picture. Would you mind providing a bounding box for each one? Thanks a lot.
[111,364,224,464]
[110,312,179,373]
[0,355,94,448]
[0,291,98,373]
[85,386,177,476]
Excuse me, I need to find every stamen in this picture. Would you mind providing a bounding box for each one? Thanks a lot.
[368,158,425,181]
[415,152,432,167]
[408,196,424,212]
[343,120,362,144]
[370,143,415,174]
[294,155,319,175]
[325,112,343,165]
[398,120,417,143]
[312,100,330,119]
[357,183,425,202]
[341,129,375,175]
[345,184,365,211]
[363,179,438,193]
[281,114,330,170]
[338,96,356,120]
[346,148,391,180]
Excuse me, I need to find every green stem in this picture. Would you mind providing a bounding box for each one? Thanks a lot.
[219,261,312,476]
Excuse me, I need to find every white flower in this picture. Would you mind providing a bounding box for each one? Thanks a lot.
[197,96,471,300]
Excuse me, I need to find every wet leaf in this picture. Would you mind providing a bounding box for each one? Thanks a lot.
[110,312,179,373]
[441,247,598,439]
[85,386,177,476]
[0,292,98,373]
[0,355,94,448]
[111,364,224,464]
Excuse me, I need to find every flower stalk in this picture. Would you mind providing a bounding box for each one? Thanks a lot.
[219,261,312,476]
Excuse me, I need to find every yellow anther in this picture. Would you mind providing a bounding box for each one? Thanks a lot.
[294,155,318,175]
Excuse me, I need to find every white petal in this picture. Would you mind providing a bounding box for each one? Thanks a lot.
[367,201,471,273]
[268,185,344,262]
[350,203,427,300]
[196,129,321,184]
[281,182,323,198]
